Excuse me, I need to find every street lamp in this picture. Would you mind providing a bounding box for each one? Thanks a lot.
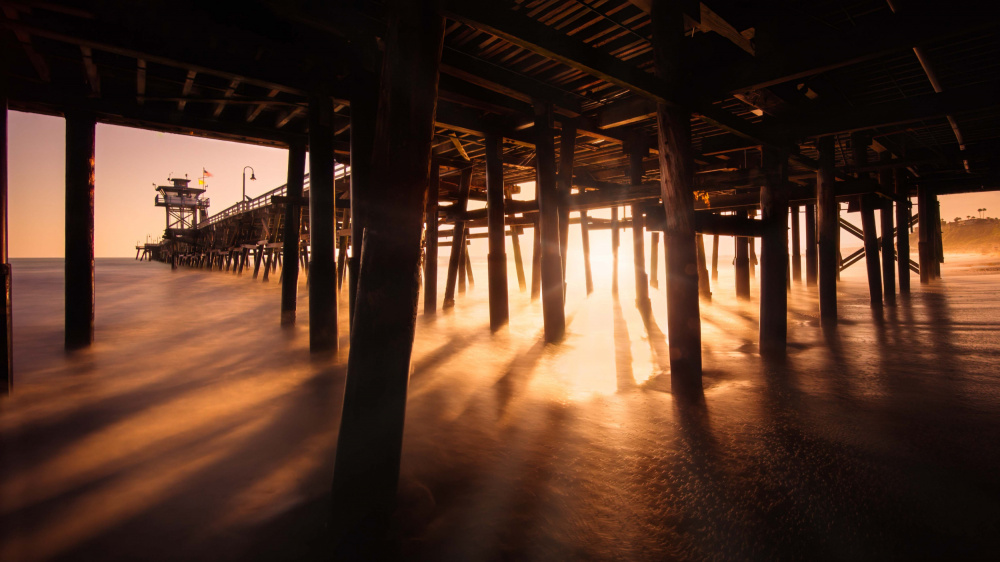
[242,166,256,205]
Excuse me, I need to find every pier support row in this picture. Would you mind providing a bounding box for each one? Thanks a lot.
[331,0,445,556]
[65,109,95,350]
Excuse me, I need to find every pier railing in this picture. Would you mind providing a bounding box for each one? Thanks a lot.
[200,164,349,228]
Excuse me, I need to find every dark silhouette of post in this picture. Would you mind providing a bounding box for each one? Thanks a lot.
[485,134,508,330]
[895,169,911,294]
[711,233,719,281]
[760,147,790,356]
[611,206,619,292]
[280,139,306,326]
[1,88,10,393]
[628,137,651,312]
[65,108,95,350]
[558,121,576,281]
[530,219,541,300]
[696,233,711,301]
[649,231,659,289]
[331,0,444,557]
[580,210,594,294]
[804,203,817,286]
[790,204,801,283]
[651,0,702,399]
[817,136,837,323]
[443,169,471,308]
[853,133,883,311]
[533,100,565,342]
[348,43,378,328]
[735,234,750,300]
[307,97,337,349]
[423,163,439,315]
[879,154,896,306]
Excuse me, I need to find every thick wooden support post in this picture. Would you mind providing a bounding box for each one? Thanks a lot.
[879,157,896,306]
[558,121,576,280]
[348,47,379,328]
[458,235,467,294]
[530,220,541,300]
[580,210,594,294]
[252,246,263,279]
[933,196,943,279]
[331,1,444,557]
[918,189,933,282]
[337,213,349,291]
[861,195,883,310]
[711,233,719,281]
[735,236,750,300]
[649,231,659,289]
[464,240,474,287]
[759,147,790,357]
[280,139,306,326]
[790,205,801,283]
[443,169,471,308]
[510,225,526,292]
[695,233,711,301]
[485,133,509,330]
[1,89,10,393]
[804,203,817,286]
[748,223,757,279]
[533,100,565,342]
[895,170,910,294]
[817,136,838,323]
[423,163,440,314]
[307,97,338,350]
[262,250,273,282]
[651,0,702,398]
[628,137,650,312]
[65,109,95,350]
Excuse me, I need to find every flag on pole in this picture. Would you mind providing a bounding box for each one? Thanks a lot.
[202,168,213,177]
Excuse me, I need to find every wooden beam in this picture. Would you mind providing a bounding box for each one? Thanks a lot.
[213,78,240,118]
[2,6,51,82]
[247,89,279,123]
[276,106,304,129]
[80,46,100,97]
[178,70,196,111]
[136,59,146,105]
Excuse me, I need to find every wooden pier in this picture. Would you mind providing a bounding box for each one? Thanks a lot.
[3,0,999,555]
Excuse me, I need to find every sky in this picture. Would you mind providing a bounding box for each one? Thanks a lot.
[6,110,999,257]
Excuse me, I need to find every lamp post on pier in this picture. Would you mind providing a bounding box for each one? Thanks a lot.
[242,166,256,209]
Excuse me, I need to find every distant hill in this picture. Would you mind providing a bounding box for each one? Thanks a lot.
[911,218,1000,255]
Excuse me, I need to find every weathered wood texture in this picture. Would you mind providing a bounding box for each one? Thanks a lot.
[759,147,790,356]
[533,100,565,342]
[307,97,337,349]
[485,133,508,330]
[331,1,445,557]
[65,108,95,350]
[281,139,306,326]
[817,136,838,323]
[651,0,702,398]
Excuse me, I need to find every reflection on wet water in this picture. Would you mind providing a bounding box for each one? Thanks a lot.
[2,247,1000,560]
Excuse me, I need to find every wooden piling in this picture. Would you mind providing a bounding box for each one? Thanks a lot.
[486,133,509,330]
[530,220,541,300]
[458,235,467,294]
[628,138,650,312]
[280,139,306,326]
[510,224,526,292]
[790,204,801,283]
[423,163,440,315]
[307,96,337,350]
[464,242,475,288]
[817,136,837,323]
[348,45,379,327]
[580,210,593,294]
[262,249,272,282]
[611,206,620,293]
[711,233,719,281]
[533,99,565,342]
[748,223,757,279]
[759,147,790,356]
[879,155,896,306]
[337,210,350,291]
[860,195,883,310]
[735,235,750,300]
[895,170,910,294]
[252,245,263,279]
[651,0,702,397]
[804,203,817,286]
[443,169,471,308]
[649,231,659,289]
[696,233,711,302]
[65,108,95,350]
[331,0,444,556]
[558,121,576,280]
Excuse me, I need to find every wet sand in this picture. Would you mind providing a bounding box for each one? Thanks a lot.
[2,251,999,560]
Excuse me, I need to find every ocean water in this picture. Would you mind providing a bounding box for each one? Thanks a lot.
[1,243,999,560]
